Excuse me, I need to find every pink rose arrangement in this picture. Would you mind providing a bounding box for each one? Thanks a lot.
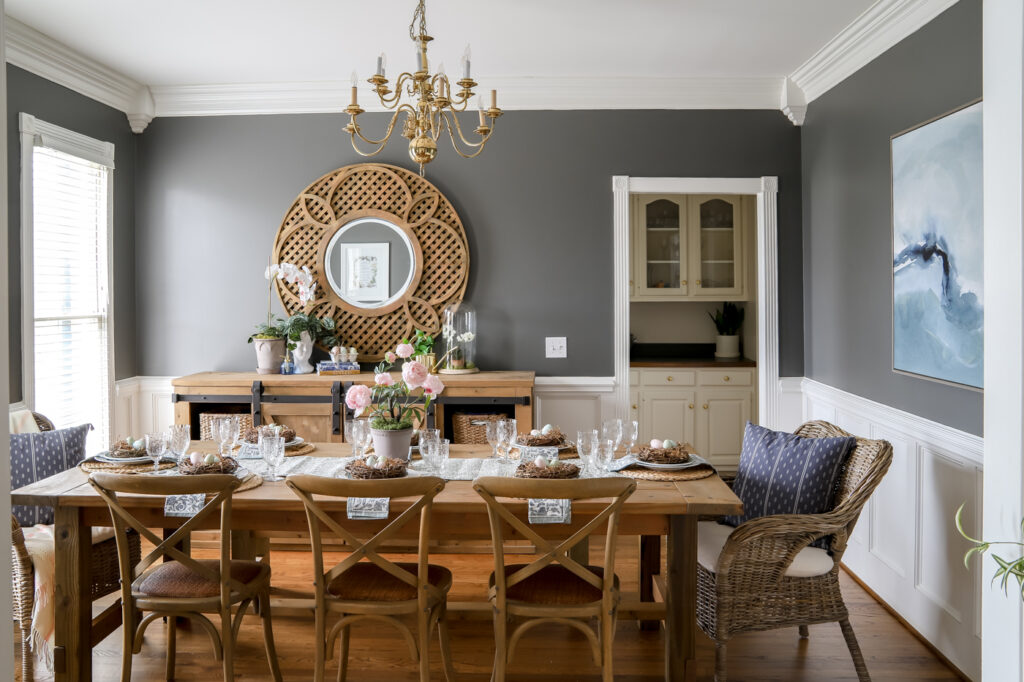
[344,343,444,430]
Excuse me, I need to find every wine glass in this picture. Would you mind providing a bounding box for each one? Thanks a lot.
[358,420,374,457]
[145,432,168,472]
[601,419,623,455]
[485,420,501,458]
[345,420,365,457]
[576,429,599,475]
[418,428,439,468]
[623,420,639,455]
[498,419,518,466]
[212,418,231,457]
[437,438,450,472]
[260,434,285,481]
[228,416,241,451]
[168,424,190,463]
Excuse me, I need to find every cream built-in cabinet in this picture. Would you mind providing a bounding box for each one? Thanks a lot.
[630,194,749,301]
[630,367,755,472]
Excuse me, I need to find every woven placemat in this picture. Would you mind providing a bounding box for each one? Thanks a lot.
[619,464,716,482]
[285,443,317,457]
[79,459,176,474]
[235,473,264,492]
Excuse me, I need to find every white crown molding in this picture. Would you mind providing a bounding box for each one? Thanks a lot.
[4,16,154,133]
[779,78,807,126]
[150,76,784,117]
[789,0,960,104]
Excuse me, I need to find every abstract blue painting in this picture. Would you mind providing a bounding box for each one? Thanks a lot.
[892,101,983,389]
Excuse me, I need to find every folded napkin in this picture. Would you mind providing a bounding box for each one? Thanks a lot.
[528,498,571,524]
[347,497,390,520]
[608,455,638,472]
[164,494,205,518]
[234,443,262,460]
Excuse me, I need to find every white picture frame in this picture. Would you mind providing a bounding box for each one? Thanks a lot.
[340,242,389,302]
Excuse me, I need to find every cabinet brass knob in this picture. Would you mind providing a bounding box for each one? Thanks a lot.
[702,403,709,410]
[688,403,694,409]
[723,375,730,382]
[666,376,674,381]
[632,404,637,410]
[696,279,702,286]
[681,279,687,285]
[629,279,634,286]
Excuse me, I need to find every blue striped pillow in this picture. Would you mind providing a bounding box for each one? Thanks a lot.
[723,422,856,550]
[10,424,92,526]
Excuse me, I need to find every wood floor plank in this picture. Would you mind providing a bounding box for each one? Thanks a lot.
[14,539,965,681]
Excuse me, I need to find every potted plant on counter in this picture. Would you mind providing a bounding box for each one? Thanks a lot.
[708,302,744,359]
[249,261,318,374]
[405,329,437,373]
[344,343,445,461]
[282,313,338,374]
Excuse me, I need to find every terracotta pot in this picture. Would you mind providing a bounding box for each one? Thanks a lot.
[253,338,286,374]
[371,426,414,462]
[715,335,740,359]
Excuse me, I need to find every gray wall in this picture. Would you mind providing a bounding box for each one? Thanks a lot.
[6,65,137,401]
[136,109,803,378]
[802,0,982,434]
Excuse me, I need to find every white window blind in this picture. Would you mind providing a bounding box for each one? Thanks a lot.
[31,144,112,452]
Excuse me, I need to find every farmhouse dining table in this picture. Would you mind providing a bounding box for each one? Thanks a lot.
[11,442,742,682]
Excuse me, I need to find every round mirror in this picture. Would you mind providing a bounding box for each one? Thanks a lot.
[324,217,417,309]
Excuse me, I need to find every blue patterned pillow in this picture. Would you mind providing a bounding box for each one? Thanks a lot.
[11,424,92,526]
[723,422,856,550]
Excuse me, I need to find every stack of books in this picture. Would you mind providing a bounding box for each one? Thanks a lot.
[316,361,361,375]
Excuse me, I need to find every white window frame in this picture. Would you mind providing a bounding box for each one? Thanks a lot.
[18,112,116,428]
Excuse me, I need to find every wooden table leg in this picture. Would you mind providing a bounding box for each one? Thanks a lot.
[568,538,590,565]
[665,515,697,682]
[54,506,92,681]
[639,534,661,630]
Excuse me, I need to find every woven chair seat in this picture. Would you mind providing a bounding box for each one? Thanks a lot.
[137,559,267,598]
[698,521,834,578]
[327,562,452,602]
[491,564,618,605]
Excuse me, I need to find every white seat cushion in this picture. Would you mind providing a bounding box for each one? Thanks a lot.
[698,521,834,578]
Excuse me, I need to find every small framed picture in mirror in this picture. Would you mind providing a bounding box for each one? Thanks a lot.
[341,242,389,302]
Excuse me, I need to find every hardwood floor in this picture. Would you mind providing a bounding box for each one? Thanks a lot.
[15,540,964,681]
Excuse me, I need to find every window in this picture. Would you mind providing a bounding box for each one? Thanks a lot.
[20,114,115,453]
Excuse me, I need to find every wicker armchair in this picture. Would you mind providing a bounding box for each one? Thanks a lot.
[11,413,141,681]
[696,420,893,682]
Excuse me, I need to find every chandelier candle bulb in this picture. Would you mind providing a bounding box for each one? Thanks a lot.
[376,52,386,77]
[462,44,471,78]
[490,89,497,110]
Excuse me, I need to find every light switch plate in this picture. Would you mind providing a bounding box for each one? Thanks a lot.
[545,337,567,358]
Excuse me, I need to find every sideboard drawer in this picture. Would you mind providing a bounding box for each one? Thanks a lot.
[640,370,697,387]
[698,370,752,387]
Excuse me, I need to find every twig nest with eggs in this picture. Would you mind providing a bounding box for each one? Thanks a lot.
[515,459,580,479]
[639,438,693,465]
[345,456,408,479]
[517,424,566,447]
[179,454,239,475]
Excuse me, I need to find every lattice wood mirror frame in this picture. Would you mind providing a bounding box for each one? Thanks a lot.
[273,163,469,361]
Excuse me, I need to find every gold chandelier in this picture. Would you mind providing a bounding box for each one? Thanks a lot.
[345,0,503,174]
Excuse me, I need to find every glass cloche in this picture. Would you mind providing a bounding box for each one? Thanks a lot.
[439,301,479,374]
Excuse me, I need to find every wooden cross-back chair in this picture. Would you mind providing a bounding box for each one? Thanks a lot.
[696,420,894,682]
[286,474,454,682]
[88,472,282,682]
[473,476,637,682]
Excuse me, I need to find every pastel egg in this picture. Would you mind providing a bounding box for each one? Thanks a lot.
[530,429,541,436]
[189,452,203,466]
[533,455,548,468]
[203,454,219,465]
[132,439,145,450]
[365,455,378,468]
[541,424,554,435]
[663,439,678,449]
[650,439,664,449]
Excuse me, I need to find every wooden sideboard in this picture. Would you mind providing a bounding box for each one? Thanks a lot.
[172,371,535,443]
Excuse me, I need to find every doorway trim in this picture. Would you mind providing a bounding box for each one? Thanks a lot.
[611,176,781,426]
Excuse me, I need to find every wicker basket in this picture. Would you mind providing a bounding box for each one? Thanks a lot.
[451,413,504,445]
[198,413,254,441]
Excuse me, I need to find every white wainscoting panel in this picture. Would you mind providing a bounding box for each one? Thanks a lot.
[534,377,616,435]
[802,378,982,680]
[114,376,175,437]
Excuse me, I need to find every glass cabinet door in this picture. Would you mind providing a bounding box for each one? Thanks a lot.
[634,196,688,297]
[689,195,743,296]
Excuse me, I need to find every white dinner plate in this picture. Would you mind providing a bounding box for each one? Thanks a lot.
[285,436,304,448]
[94,452,157,465]
[630,453,709,471]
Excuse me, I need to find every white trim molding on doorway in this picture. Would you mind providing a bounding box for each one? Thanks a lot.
[611,175,783,428]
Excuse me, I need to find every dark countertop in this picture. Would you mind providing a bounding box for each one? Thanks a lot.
[629,342,756,368]
[631,356,756,368]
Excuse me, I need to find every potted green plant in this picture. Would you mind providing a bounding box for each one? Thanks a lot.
[708,302,744,359]
[405,329,437,373]
[957,505,1024,599]
[344,344,445,461]
[281,313,338,374]
[250,262,317,374]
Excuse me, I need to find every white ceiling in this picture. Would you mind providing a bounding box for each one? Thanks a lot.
[6,0,873,86]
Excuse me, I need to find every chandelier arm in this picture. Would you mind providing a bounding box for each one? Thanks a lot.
[350,108,406,147]
[440,110,490,158]
[347,131,390,157]
[375,73,415,107]
[446,107,493,149]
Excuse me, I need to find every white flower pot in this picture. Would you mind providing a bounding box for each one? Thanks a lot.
[253,338,285,374]
[715,335,740,359]
[371,426,414,462]
[292,331,315,374]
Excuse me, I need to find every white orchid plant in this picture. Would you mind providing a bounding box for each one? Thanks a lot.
[345,343,445,431]
[439,322,476,369]
[248,261,318,342]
